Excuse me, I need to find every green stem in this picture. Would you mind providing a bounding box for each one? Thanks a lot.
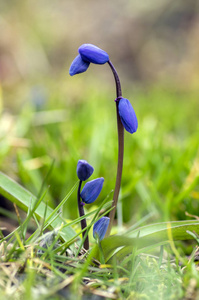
[77,180,89,250]
[106,61,124,236]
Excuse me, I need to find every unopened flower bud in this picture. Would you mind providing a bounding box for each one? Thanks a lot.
[77,160,94,181]
[93,217,110,241]
[69,55,90,76]
[118,97,138,134]
[79,44,109,65]
[80,178,104,204]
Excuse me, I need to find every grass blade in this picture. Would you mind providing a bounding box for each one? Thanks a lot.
[0,172,77,245]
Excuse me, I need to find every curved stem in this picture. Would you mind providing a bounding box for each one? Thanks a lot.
[108,60,122,98]
[77,180,89,250]
[106,61,124,236]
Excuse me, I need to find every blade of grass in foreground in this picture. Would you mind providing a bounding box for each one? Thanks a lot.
[93,220,199,262]
[0,172,78,245]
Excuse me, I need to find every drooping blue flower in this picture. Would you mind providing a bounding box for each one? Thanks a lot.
[69,54,90,76]
[77,160,94,181]
[93,217,110,241]
[118,98,138,134]
[79,44,109,65]
[80,178,104,204]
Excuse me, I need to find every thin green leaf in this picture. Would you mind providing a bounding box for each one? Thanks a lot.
[0,172,77,245]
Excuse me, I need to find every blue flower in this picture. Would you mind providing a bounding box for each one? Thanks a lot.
[118,98,138,134]
[69,55,90,76]
[78,44,109,65]
[93,217,110,241]
[77,160,94,181]
[80,178,104,204]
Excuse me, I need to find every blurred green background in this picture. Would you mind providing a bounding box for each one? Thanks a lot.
[0,0,199,228]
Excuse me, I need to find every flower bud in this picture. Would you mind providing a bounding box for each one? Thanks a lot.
[118,98,138,134]
[79,44,109,65]
[77,160,94,181]
[80,178,104,204]
[69,55,90,76]
[93,217,110,241]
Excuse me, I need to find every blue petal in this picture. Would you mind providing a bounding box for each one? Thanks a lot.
[80,178,104,204]
[76,160,94,181]
[69,55,90,76]
[79,44,109,65]
[93,217,110,241]
[118,98,138,134]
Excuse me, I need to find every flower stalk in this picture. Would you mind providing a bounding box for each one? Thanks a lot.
[108,60,122,97]
[106,61,124,236]
[77,180,89,250]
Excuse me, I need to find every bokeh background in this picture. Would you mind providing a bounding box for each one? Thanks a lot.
[1,1,199,90]
[0,0,199,230]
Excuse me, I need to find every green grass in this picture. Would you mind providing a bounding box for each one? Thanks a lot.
[0,80,199,299]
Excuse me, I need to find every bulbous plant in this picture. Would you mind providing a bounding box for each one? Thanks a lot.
[76,160,105,250]
[70,44,138,241]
